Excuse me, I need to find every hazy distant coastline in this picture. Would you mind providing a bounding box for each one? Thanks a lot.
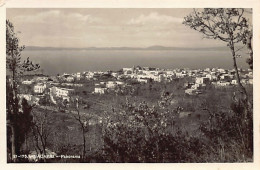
[24,45,233,51]
[21,48,249,76]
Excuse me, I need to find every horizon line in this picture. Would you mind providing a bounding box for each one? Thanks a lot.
[24,45,233,50]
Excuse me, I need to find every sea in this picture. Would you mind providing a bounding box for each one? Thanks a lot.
[21,49,249,76]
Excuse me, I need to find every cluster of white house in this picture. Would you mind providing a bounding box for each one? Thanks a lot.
[94,81,126,94]
[20,66,253,101]
[184,68,253,95]
[21,76,49,85]
[28,66,253,87]
[57,66,175,83]
[21,75,77,104]
[33,83,75,98]
[122,67,174,83]
[60,71,112,81]
[50,86,75,101]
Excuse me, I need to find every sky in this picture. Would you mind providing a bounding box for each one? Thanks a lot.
[6,8,252,48]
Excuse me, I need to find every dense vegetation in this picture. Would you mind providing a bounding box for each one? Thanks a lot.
[17,79,253,163]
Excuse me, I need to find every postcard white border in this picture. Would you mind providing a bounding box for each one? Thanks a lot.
[0,0,259,170]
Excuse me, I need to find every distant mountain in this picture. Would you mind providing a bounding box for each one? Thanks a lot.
[24,45,232,51]
[145,45,230,51]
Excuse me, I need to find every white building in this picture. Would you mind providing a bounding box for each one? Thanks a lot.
[175,72,186,78]
[61,83,83,87]
[35,76,48,82]
[216,81,230,87]
[205,68,211,72]
[116,81,125,85]
[196,77,210,85]
[106,81,117,89]
[105,81,126,88]
[185,89,196,95]
[220,74,232,81]
[66,76,75,82]
[123,68,133,72]
[205,74,212,80]
[19,94,32,101]
[85,72,94,79]
[111,72,118,78]
[22,80,33,85]
[76,72,81,80]
[231,79,238,85]
[55,87,75,98]
[158,74,165,82]
[191,84,200,90]
[34,83,46,94]
[137,78,149,83]
[123,68,133,75]
[218,68,226,73]
[94,87,107,94]
[165,71,174,75]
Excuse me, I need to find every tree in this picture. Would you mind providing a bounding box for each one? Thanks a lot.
[183,8,252,117]
[6,92,34,162]
[6,20,40,162]
[183,9,253,161]
[246,30,253,69]
[31,108,52,162]
[69,97,92,161]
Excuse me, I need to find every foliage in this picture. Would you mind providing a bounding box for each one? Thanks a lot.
[183,8,250,44]
[38,94,52,106]
[6,20,40,78]
[183,8,251,99]
[199,100,253,162]
[68,97,93,161]
[30,108,53,162]
[12,83,253,163]
[6,20,40,162]
[19,84,34,94]
[182,10,253,160]
[183,8,251,61]
[7,81,33,162]
[99,95,205,162]
[97,86,253,162]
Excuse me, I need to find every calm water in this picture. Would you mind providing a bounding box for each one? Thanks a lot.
[21,49,249,75]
